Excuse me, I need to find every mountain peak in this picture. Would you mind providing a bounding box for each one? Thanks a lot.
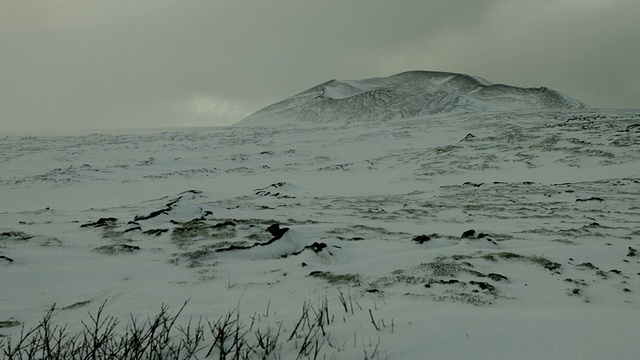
[236,70,588,126]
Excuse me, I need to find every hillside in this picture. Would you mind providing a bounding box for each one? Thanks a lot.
[236,70,588,126]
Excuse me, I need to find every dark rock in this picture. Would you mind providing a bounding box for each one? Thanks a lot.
[440,279,461,285]
[119,244,140,251]
[623,288,631,293]
[143,228,169,236]
[0,231,32,240]
[571,288,581,295]
[267,223,289,240]
[213,221,237,228]
[301,262,307,267]
[610,269,622,274]
[625,124,640,132]
[627,247,637,257]
[135,197,182,221]
[81,217,118,228]
[178,190,202,195]
[470,281,496,293]
[306,242,328,253]
[485,238,498,246]
[465,270,486,277]
[575,197,604,203]
[0,255,14,262]
[412,235,431,244]
[366,289,382,293]
[135,209,169,221]
[487,273,508,282]
[576,262,598,270]
[216,224,289,252]
[462,133,476,141]
[124,226,142,233]
[290,242,330,256]
[463,182,483,187]
[461,229,476,238]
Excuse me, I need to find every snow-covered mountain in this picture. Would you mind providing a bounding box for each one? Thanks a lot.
[237,70,588,125]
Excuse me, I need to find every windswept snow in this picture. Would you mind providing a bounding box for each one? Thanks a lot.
[2,106,640,358]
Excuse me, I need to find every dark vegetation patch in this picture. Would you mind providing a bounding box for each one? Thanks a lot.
[308,271,361,286]
[496,252,525,259]
[431,293,493,306]
[451,252,561,273]
[528,256,562,271]
[1,297,371,359]
[0,320,20,329]
[171,219,211,246]
[61,301,92,310]
[171,248,216,268]
[0,231,33,240]
[215,224,289,253]
[93,244,140,255]
[421,259,463,277]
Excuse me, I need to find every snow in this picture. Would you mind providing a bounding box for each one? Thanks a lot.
[1,107,640,359]
[236,71,589,126]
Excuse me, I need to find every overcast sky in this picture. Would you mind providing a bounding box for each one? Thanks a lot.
[2,0,639,132]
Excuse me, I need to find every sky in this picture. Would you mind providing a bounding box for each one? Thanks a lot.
[2,0,639,132]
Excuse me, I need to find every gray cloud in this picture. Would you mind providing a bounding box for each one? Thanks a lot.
[1,0,638,132]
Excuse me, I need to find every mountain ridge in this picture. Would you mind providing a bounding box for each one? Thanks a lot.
[236,70,588,126]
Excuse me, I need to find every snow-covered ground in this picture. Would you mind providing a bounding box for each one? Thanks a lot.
[1,108,640,359]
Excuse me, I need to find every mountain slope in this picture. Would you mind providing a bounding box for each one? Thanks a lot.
[236,70,588,126]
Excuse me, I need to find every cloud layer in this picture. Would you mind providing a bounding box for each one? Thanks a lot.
[2,0,639,132]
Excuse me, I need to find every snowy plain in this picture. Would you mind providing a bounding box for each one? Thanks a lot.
[1,108,640,359]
